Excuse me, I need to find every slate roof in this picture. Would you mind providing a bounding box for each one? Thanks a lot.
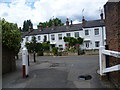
[82,19,105,28]
[22,32,29,38]
[22,19,105,37]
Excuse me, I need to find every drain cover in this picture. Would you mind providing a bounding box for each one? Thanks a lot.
[78,75,92,80]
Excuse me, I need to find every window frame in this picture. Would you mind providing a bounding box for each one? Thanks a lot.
[58,34,62,40]
[94,28,99,35]
[38,36,41,40]
[66,33,71,37]
[85,30,89,36]
[85,41,89,48]
[95,41,100,47]
[74,32,79,38]
[51,34,55,40]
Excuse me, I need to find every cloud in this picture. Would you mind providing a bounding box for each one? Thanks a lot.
[0,0,108,29]
[73,20,81,24]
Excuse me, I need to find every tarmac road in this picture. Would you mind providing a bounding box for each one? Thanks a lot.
[2,55,116,88]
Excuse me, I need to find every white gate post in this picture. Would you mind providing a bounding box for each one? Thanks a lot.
[22,47,29,78]
[99,46,106,76]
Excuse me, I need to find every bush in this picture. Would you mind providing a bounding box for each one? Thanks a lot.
[52,47,58,56]
[2,18,22,53]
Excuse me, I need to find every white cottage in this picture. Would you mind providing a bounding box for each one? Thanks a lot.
[21,15,106,52]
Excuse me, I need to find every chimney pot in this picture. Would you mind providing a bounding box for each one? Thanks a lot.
[82,16,85,24]
[71,20,73,25]
[38,24,43,31]
[66,18,69,26]
[100,13,103,20]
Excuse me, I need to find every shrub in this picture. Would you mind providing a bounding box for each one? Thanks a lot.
[37,51,43,56]
[52,47,58,56]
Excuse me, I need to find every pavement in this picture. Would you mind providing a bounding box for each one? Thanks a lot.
[2,55,117,88]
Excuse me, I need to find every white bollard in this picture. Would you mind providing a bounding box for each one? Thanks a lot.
[22,47,29,78]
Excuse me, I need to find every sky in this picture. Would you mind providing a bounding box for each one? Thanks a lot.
[0,0,108,29]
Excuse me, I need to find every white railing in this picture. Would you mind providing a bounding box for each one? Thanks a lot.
[99,46,120,76]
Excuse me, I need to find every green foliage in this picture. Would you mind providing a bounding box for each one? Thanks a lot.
[42,41,50,52]
[2,18,22,53]
[77,37,84,44]
[25,36,43,53]
[23,20,33,32]
[37,18,64,28]
[37,51,43,56]
[63,37,84,47]
[52,47,58,55]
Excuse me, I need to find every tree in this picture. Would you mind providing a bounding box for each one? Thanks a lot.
[52,47,58,56]
[2,18,22,54]
[63,37,84,52]
[37,18,64,28]
[42,41,50,52]
[23,20,33,32]
[25,36,43,62]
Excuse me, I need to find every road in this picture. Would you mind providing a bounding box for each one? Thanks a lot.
[2,55,115,88]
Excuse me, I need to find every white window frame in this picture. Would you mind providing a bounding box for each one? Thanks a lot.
[74,32,79,38]
[85,30,89,35]
[85,41,89,48]
[51,34,55,40]
[94,28,99,35]
[38,36,41,40]
[66,33,71,37]
[58,34,62,40]
[95,41,100,47]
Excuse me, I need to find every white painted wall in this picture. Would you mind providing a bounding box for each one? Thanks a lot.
[21,26,106,51]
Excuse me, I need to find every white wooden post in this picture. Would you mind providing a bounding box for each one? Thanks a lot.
[22,47,29,78]
[99,46,106,76]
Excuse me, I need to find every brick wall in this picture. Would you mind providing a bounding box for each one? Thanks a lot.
[2,46,16,75]
[104,2,120,88]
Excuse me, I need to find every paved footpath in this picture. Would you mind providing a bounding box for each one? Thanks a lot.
[2,55,116,88]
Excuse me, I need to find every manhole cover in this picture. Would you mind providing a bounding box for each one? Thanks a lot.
[78,75,92,80]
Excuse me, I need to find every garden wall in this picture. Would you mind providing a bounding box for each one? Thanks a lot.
[2,46,16,74]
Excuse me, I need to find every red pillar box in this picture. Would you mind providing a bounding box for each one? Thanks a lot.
[22,47,29,78]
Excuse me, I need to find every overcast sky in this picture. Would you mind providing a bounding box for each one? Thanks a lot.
[0,0,108,29]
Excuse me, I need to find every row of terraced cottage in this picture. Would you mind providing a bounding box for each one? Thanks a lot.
[21,13,106,55]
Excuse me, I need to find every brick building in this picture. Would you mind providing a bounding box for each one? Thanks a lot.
[104,1,120,88]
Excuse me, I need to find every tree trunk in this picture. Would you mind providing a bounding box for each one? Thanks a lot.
[33,53,36,62]
[16,54,19,60]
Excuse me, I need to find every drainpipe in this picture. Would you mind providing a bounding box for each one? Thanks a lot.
[101,26,104,46]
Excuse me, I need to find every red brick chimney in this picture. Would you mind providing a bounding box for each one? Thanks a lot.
[66,18,69,26]
[82,16,85,24]
[38,24,43,31]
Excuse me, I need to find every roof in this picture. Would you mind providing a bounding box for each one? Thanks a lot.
[22,19,105,37]
[22,32,29,38]
[82,19,105,28]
